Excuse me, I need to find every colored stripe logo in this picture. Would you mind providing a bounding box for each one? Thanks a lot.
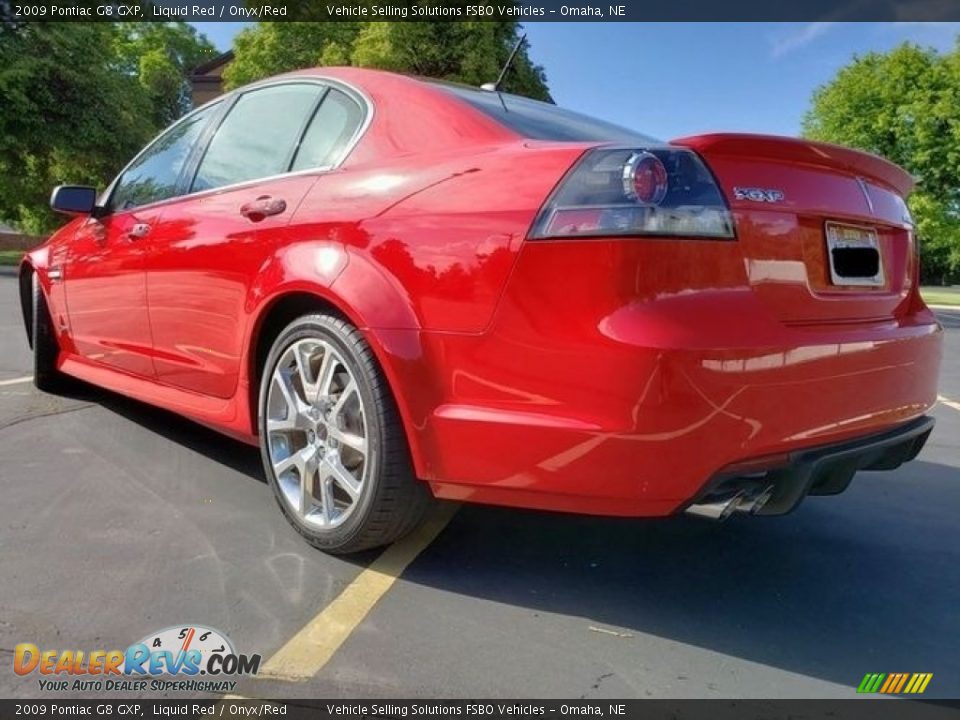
[858,672,933,694]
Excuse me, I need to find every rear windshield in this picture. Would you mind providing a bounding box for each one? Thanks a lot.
[436,83,659,144]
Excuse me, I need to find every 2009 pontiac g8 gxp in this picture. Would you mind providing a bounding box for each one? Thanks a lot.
[21,68,942,553]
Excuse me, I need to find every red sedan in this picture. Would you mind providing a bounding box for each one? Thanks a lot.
[20,68,942,553]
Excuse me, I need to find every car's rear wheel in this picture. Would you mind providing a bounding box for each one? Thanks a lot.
[258,313,431,554]
[32,275,71,394]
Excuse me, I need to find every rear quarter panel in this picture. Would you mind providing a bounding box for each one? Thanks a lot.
[270,141,587,333]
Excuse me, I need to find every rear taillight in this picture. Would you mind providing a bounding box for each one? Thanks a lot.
[623,151,668,205]
[530,147,735,240]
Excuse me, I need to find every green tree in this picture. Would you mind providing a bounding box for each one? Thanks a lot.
[113,22,217,126]
[224,16,550,100]
[224,22,363,89]
[350,21,550,100]
[0,22,214,233]
[803,42,960,284]
[0,23,153,233]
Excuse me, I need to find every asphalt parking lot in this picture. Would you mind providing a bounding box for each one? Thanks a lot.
[1,271,958,700]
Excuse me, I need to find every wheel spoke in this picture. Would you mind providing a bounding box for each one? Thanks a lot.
[319,477,335,523]
[330,379,357,421]
[316,346,339,399]
[324,456,361,500]
[274,368,308,422]
[330,426,367,456]
[273,446,312,477]
[294,343,320,405]
[300,461,316,516]
[267,414,298,432]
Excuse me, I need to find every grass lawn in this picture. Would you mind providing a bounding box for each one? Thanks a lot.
[0,250,24,266]
[921,286,960,307]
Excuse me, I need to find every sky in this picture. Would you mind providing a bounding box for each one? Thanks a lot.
[192,22,960,140]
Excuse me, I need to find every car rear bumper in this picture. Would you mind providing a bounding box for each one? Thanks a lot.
[402,303,942,516]
[684,415,935,520]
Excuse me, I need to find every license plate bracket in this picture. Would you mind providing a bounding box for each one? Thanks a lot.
[825,222,883,287]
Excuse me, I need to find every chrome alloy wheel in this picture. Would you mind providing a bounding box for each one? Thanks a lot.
[265,338,369,529]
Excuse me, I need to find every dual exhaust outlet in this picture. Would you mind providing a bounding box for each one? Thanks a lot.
[684,485,774,521]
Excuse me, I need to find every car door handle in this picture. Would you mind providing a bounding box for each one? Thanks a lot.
[128,223,151,240]
[240,196,287,222]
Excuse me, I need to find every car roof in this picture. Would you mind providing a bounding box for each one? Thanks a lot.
[262,67,521,166]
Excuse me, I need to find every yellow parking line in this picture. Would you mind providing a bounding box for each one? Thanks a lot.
[257,502,459,681]
[939,395,960,414]
[0,375,32,387]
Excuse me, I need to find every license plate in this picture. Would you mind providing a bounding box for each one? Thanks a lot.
[825,222,883,287]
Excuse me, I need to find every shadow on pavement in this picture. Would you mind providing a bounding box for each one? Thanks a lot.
[63,381,960,694]
[404,461,960,695]
[59,380,266,483]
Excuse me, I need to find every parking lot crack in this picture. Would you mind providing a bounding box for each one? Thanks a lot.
[0,403,95,432]
[580,672,615,699]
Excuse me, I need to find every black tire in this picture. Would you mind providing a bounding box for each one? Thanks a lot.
[32,275,71,394]
[258,313,431,554]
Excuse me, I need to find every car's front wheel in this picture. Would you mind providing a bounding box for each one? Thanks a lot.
[32,274,71,393]
[258,313,431,554]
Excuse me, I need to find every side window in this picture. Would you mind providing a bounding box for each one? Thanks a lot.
[192,84,323,192]
[110,104,219,211]
[291,88,364,171]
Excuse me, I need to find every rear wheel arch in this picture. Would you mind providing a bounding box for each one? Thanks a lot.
[249,292,350,417]
[246,289,428,479]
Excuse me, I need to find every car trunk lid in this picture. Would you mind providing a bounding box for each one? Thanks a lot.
[672,133,918,325]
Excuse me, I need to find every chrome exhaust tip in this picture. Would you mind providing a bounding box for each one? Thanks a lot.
[734,485,774,515]
[684,485,774,521]
[684,491,746,521]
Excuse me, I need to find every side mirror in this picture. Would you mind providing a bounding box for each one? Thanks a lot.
[50,185,97,215]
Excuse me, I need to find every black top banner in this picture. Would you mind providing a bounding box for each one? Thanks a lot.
[3,0,960,22]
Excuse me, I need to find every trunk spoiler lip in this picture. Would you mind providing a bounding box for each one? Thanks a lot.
[670,132,915,197]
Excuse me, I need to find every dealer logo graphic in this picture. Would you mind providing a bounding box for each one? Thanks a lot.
[15,624,260,692]
[857,672,933,694]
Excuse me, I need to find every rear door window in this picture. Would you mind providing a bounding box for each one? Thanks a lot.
[291,88,365,171]
[192,84,323,192]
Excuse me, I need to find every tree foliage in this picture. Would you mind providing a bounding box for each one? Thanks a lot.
[223,17,550,101]
[0,23,150,233]
[0,22,213,233]
[224,22,363,89]
[803,42,960,284]
[114,22,217,126]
